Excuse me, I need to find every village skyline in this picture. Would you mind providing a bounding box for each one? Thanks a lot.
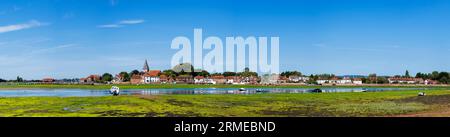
[1,0,449,79]
[1,59,448,86]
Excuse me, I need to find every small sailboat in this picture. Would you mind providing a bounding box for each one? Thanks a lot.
[418,92,426,96]
[110,86,120,96]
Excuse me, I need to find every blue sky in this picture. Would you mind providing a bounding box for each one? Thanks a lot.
[0,0,449,79]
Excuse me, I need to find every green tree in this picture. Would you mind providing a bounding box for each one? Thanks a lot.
[431,71,439,80]
[162,69,177,79]
[16,76,23,82]
[196,70,210,77]
[119,71,130,82]
[130,70,140,76]
[223,72,237,77]
[102,73,113,82]
[239,67,258,77]
[280,71,302,77]
[405,70,410,78]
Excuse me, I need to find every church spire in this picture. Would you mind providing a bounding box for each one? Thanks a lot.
[143,59,149,72]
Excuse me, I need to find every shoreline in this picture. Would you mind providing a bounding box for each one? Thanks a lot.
[0,83,449,90]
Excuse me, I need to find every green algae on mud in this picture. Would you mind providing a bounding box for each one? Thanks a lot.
[0,90,449,117]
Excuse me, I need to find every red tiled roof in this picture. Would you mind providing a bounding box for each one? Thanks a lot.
[211,75,225,79]
[144,70,161,77]
[194,76,205,79]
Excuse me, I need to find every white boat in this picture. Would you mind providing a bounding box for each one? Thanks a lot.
[110,86,120,96]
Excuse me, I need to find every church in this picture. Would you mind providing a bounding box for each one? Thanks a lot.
[130,60,162,84]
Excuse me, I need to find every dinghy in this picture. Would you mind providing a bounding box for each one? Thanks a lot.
[110,86,120,96]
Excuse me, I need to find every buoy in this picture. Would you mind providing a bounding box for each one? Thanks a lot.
[418,92,426,96]
[110,86,120,96]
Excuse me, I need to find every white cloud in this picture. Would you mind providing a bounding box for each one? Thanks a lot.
[119,19,145,24]
[98,24,123,28]
[30,44,77,54]
[0,20,46,34]
[98,19,145,28]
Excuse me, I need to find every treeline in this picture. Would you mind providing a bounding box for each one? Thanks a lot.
[416,71,449,84]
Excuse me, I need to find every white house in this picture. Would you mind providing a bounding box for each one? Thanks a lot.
[143,70,161,84]
[194,76,216,84]
[336,77,352,84]
[352,78,363,85]
[288,76,310,83]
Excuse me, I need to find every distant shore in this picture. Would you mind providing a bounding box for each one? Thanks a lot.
[0,83,448,90]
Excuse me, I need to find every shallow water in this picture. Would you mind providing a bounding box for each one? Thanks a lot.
[0,87,432,97]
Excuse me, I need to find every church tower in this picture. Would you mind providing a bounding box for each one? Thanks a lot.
[143,59,150,72]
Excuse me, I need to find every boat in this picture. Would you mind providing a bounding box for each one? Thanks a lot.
[239,88,246,91]
[310,88,322,93]
[110,86,120,96]
[256,89,269,93]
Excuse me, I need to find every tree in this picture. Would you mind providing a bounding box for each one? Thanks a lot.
[223,72,237,77]
[162,69,177,79]
[130,70,140,76]
[438,72,449,84]
[239,67,258,77]
[196,70,210,77]
[405,70,410,78]
[173,63,194,75]
[102,73,113,82]
[431,71,439,80]
[119,72,130,82]
[280,71,302,77]
[376,77,389,84]
[16,76,23,82]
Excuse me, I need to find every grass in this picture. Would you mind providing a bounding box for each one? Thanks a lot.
[0,83,449,89]
[0,90,449,117]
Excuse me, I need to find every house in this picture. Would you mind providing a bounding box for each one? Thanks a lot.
[388,77,424,84]
[317,77,355,85]
[241,76,259,84]
[337,77,352,84]
[130,74,143,84]
[277,76,288,83]
[143,70,161,84]
[352,78,363,85]
[159,75,173,84]
[42,78,55,83]
[260,74,279,84]
[112,74,124,83]
[316,78,329,85]
[424,79,438,85]
[176,75,194,84]
[194,76,216,84]
[288,76,309,83]
[211,75,226,84]
[226,76,241,84]
[80,75,101,83]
